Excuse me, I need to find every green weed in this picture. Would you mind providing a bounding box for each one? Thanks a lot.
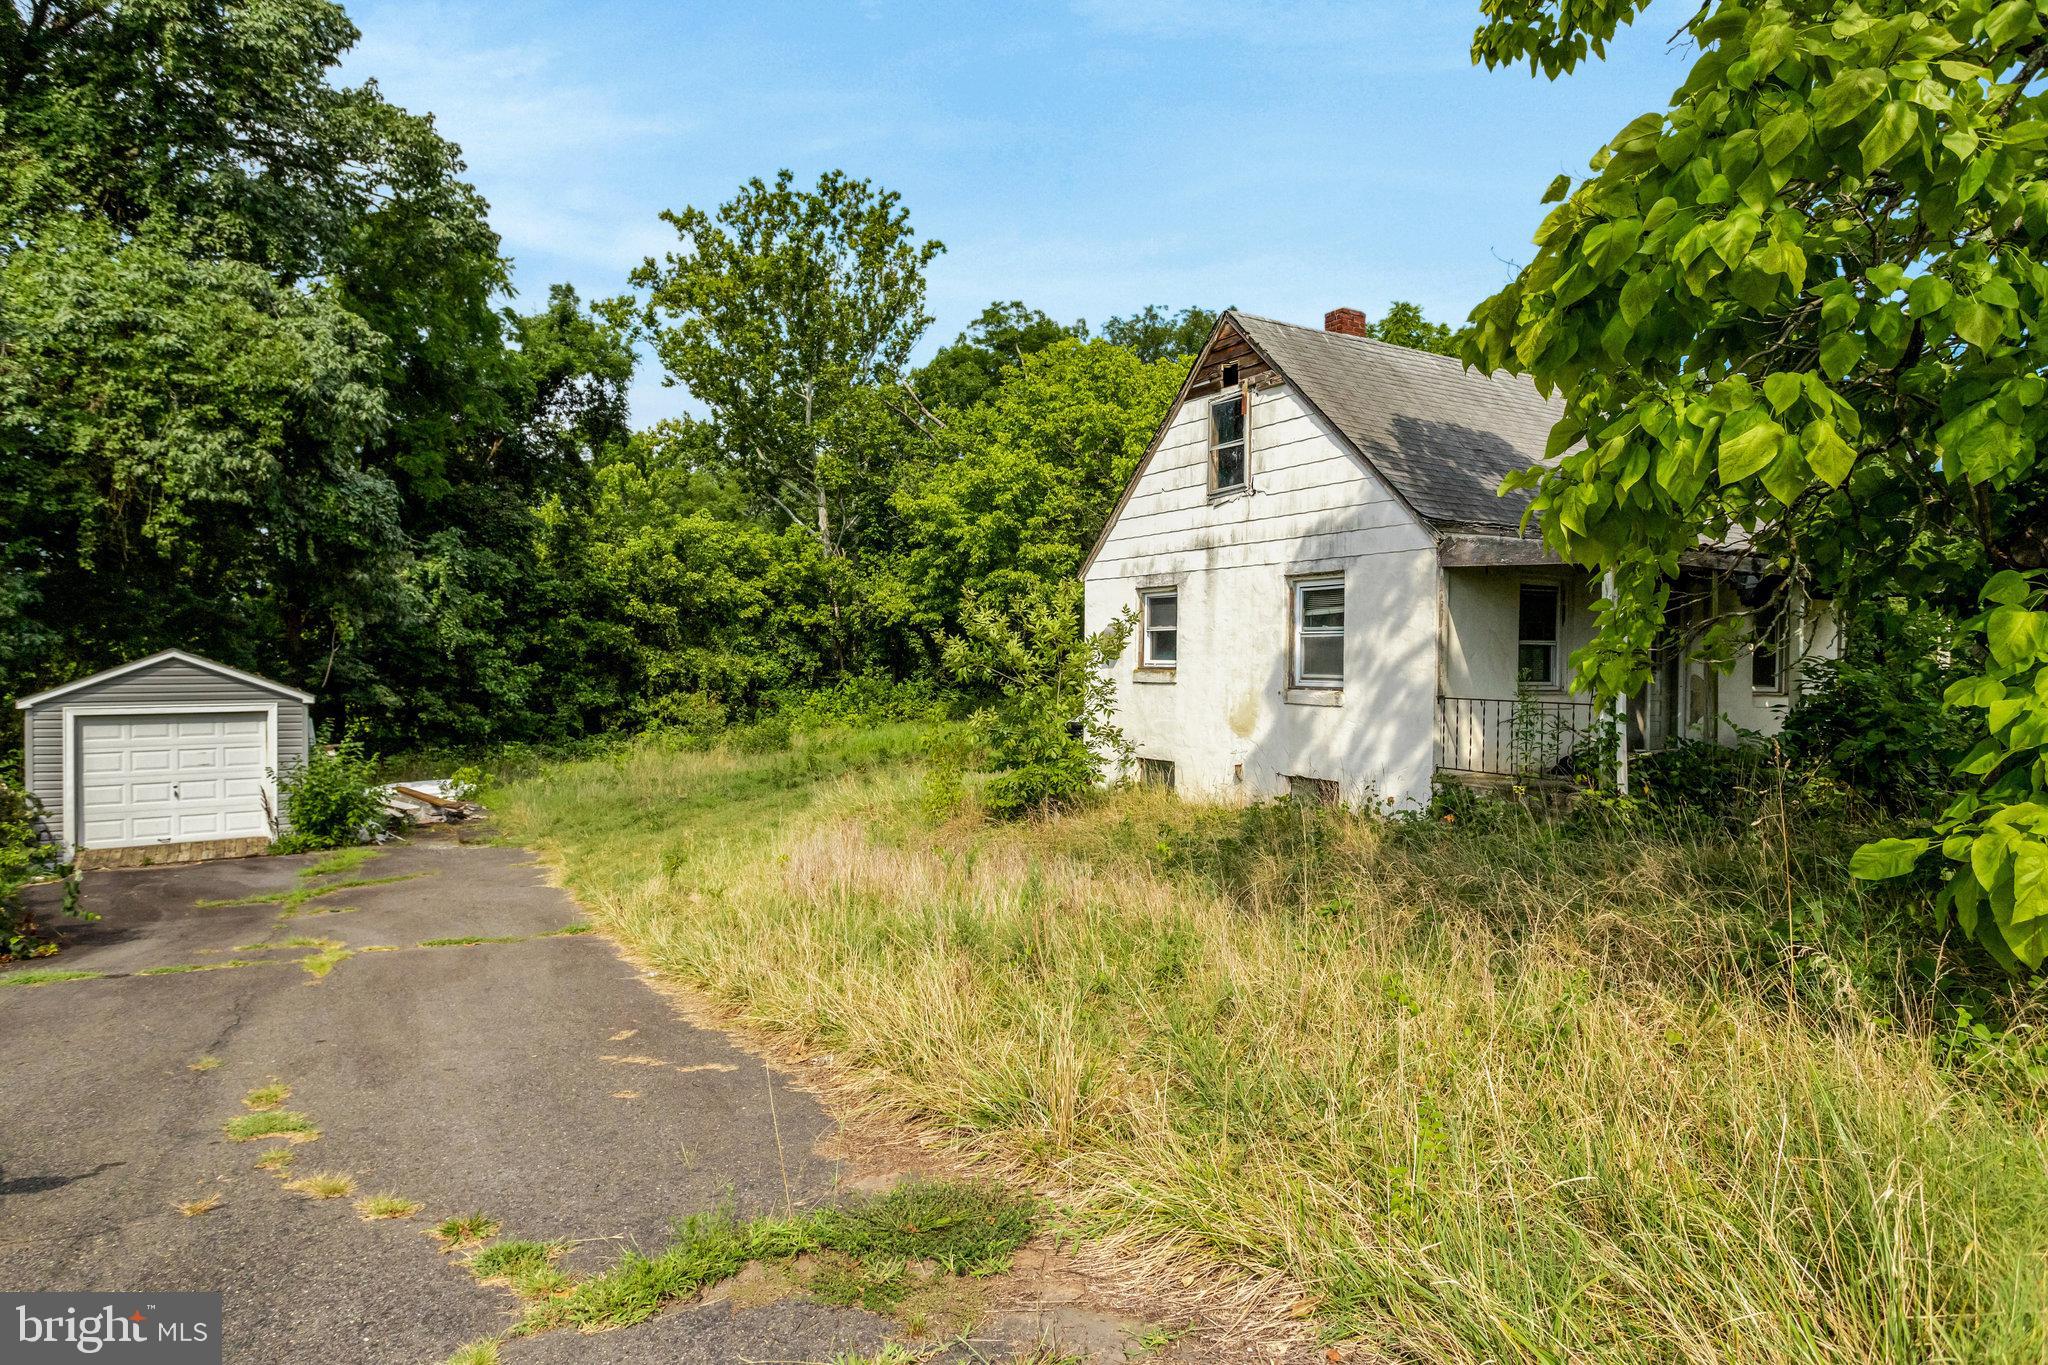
[224,1110,319,1143]
[0,968,103,987]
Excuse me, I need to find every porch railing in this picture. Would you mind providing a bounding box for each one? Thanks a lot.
[1436,695,1601,778]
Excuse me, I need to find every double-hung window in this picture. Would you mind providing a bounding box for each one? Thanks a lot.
[1517,583,1561,687]
[1140,590,1178,669]
[1292,579,1345,687]
[1752,601,1788,693]
[1209,391,1247,494]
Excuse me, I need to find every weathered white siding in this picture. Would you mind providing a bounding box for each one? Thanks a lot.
[1085,383,1440,808]
[19,657,311,848]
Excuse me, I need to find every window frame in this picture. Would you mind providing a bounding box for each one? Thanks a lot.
[1516,581,1563,690]
[1290,576,1346,689]
[1138,588,1179,671]
[1751,600,1790,695]
[1207,385,1250,497]
[1138,757,1176,790]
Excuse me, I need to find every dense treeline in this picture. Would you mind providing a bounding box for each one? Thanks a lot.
[0,0,1457,750]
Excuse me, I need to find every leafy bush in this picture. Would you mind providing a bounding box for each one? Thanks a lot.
[939,583,1132,818]
[1781,606,1971,816]
[274,728,387,853]
[1,778,81,959]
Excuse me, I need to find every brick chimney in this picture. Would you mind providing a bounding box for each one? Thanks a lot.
[1324,307,1369,337]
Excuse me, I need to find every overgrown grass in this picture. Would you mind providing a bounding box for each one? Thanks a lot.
[242,1081,290,1111]
[499,727,2048,1362]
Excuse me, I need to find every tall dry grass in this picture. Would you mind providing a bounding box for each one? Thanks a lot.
[499,730,2048,1362]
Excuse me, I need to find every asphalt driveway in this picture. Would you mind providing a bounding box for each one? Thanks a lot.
[0,836,1150,1363]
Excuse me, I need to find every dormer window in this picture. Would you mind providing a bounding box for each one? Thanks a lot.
[1209,392,1247,494]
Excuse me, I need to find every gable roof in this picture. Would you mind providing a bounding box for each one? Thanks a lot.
[13,649,315,709]
[1226,311,1565,533]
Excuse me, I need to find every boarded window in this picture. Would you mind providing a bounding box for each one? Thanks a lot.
[1210,394,1246,492]
[1293,579,1345,686]
[1139,758,1176,790]
[1287,775,1339,806]
[1517,583,1561,686]
[1141,590,1178,667]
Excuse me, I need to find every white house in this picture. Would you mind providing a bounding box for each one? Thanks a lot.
[1081,308,1835,808]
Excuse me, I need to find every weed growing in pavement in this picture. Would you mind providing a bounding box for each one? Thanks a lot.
[242,1081,290,1111]
[0,968,102,987]
[224,1110,319,1143]
[283,1171,354,1199]
[433,1212,501,1249]
[355,1193,423,1221]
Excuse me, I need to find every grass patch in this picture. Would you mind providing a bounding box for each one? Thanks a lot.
[514,1182,1026,1337]
[188,1055,222,1072]
[303,846,385,879]
[419,934,525,948]
[469,1240,573,1299]
[355,1192,423,1220]
[297,941,353,978]
[136,959,268,975]
[254,1147,295,1173]
[283,1171,354,1199]
[433,1212,501,1249]
[497,727,2048,1361]
[198,873,421,917]
[224,1110,319,1143]
[174,1193,222,1216]
[539,923,594,936]
[242,1081,290,1112]
[442,1342,499,1365]
[0,968,103,987]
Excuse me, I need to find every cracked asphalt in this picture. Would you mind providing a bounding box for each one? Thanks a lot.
[0,837,1142,1363]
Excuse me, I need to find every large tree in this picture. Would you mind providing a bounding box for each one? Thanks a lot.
[1465,0,2048,965]
[0,1,633,748]
[633,170,943,560]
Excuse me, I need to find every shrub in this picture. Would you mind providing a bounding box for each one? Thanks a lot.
[274,727,387,853]
[1,778,81,960]
[939,582,1133,818]
[1781,606,1971,815]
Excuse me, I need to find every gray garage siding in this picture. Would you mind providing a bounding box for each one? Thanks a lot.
[21,657,311,849]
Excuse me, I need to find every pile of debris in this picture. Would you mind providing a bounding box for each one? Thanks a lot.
[380,779,485,827]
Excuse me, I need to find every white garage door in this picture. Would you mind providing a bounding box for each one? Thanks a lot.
[77,714,271,849]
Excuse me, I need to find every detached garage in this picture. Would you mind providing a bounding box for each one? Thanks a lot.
[15,650,313,866]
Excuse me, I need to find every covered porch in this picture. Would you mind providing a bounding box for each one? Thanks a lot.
[1431,537,1804,783]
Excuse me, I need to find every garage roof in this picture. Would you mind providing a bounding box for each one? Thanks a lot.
[13,649,315,709]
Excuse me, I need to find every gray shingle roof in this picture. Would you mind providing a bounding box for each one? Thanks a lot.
[1231,310,1565,533]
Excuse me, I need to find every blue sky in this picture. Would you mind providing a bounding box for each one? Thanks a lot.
[343,1,1694,428]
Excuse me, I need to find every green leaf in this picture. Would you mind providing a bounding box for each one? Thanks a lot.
[1541,173,1572,204]
[1860,101,1919,173]
[2013,840,2048,925]
[1718,418,1784,483]
[1850,838,1930,880]
[1760,109,1810,165]
[1982,0,2040,49]
[1983,570,2035,606]
[1987,607,2048,667]
[1820,331,1866,379]
[1802,419,1858,487]
[1620,270,1660,329]
[1763,371,1803,414]
[1906,274,1953,316]
[1814,69,1888,130]
[1954,299,2004,351]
